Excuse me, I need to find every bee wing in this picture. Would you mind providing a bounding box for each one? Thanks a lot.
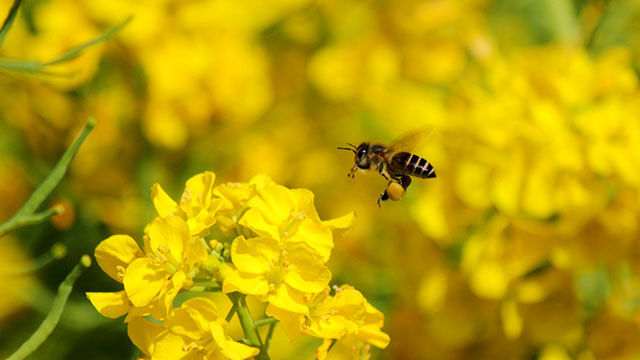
[384,127,433,155]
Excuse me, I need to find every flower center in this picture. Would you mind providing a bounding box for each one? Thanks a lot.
[267,249,290,291]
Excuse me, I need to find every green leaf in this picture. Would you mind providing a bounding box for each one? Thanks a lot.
[0,0,22,48]
[0,16,131,75]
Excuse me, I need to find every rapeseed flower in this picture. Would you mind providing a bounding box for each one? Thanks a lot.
[128,298,258,360]
[151,171,223,236]
[87,215,207,320]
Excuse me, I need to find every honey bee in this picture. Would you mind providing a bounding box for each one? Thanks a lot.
[338,129,436,206]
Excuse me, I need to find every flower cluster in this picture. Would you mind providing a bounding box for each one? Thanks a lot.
[87,171,387,359]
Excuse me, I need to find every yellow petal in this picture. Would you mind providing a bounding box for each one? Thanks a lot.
[292,188,321,221]
[358,323,391,349]
[222,339,260,360]
[147,216,190,264]
[124,258,167,307]
[315,338,334,360]
[238,208,279,240]
[180,171,216,214]
[127,316,165,356]
[321,211,356,237]
[222,270,269,297]
[285,244,331,293]
[231,236,279,274]
[266,304,304,341]
[287,219,333,263]
[94,235,143,283]
[86,291,130,319]
[249,174,275,189]
[151,332,192,360]
[151,183,179,218]
[268,284,309,315]
[210,323,259,360]
[247,184,297,227]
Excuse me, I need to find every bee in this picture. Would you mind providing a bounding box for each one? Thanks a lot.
[338,129,436,206]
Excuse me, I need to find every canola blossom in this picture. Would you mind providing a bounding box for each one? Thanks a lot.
[87,171,386,359]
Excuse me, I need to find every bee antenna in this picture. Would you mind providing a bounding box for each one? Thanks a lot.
[337,146,356,154]
[347,143,356,149]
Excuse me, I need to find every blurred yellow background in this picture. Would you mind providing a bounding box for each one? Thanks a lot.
[2,0,640,359]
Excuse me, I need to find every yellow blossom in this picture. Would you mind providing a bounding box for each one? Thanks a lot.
[87,215,207,320]
[223,236,331,314]
[151,171,223,236]
[128,298,258,360]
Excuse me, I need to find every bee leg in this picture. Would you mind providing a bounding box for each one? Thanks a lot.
[400,175,412,190]
[378,162,391,181]
[348,165,358,178]
[377,190,390,207]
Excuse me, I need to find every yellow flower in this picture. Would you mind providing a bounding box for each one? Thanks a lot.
[128,298,258,360]
[223,236,331,315]
[87,216,208,320]
[238,179,354,262]
[151,171,223,236]
[265,285,389,349]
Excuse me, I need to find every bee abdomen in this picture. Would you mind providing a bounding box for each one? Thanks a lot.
[391,152,436,178]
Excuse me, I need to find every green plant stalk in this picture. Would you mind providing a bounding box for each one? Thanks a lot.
[0,117,95,237]
[264,322,277,352]
[254,317,278,328]
[0,16,130,75]
[227,292,270,360]
[7,255,91,360]
[0,0,22,48]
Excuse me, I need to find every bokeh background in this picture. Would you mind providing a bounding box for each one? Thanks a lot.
[2,0,640,359]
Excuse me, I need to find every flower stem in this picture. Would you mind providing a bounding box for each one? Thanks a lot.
[7,255,91,360]
[227,292,270,360]
[254,317,278,328]
[0,117,96,237]
[264,321,277,352]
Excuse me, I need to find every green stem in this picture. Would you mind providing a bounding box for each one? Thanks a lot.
[1,243,66,275]
[227,292,270,360]
[264,322,277,352]
[7,255,91,360]
[254,317,278,328]
[0,117,95,237]
[226,303,237,322]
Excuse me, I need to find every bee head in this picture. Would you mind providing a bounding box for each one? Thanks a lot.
[337,142,371,169]
[355,142,370,169]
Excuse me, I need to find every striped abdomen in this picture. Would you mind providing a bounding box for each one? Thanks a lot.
[390,152,436,178]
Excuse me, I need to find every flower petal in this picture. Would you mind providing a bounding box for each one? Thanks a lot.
[266,304,304,341]
[127,316,165,356]
[94,235,143,283]
[238,208,279,240]
[287,219,333,263]
[248,184,297,227]
[151,332,192,360]
[124,258,167,307]
[86,291,130,319]
[231,236,279,274]
[285,244,332,293]
[151,183,179,218]
[268,284,309,315]
[322,211,356,236]
[222,270,269,297]
[146,216,190,264]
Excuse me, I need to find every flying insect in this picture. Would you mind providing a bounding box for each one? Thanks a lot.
[338,130,436,206]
